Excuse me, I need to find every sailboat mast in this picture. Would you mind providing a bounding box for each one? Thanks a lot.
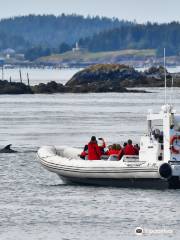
[164,48,167,105]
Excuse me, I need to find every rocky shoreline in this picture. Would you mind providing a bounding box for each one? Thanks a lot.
[0,64,179,94]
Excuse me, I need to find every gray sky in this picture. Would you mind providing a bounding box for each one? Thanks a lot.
[0,0,179,23]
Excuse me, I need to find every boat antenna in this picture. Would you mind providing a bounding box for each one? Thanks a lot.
[164,48,167,105]
[170,76,174,106]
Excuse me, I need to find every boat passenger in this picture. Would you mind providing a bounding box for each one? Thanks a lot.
[80,145,88,160]
[105,145,112,154]
[123,142,127,148]
[88,136,101,160]
[152,129,163,143]
[134,144,140,155]
[116,144,121,151]
[116,144,124,160]
[107,144,120,155]
[124,139,137,155]
[98,138,106,155]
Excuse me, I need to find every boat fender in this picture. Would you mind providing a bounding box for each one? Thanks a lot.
[159,163,172,179]
[170,135,180,154]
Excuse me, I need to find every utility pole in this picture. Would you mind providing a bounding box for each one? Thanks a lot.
[19,69,22,83]
[27,72,30,86]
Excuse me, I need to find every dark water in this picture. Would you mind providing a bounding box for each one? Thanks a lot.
[0,89,180,239]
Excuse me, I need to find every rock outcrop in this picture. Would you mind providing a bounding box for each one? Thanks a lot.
[0,80,32,94]
[66,64,142,88]
[1,64,176,95]
[66,64,173,89]
[31,81,65,94]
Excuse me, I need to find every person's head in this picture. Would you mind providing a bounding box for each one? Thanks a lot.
[116,144,121,150]
[112,144,117,150]
[108,145,112,150]
[134,144,140,150]
[84,145,88,151]
[91,136,97,142]
[128,139,132,145]
[98,140,104,147]
[123,142,127,147]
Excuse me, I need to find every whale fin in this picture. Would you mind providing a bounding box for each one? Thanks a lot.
[4,144,12,150]
[0,144,18,153]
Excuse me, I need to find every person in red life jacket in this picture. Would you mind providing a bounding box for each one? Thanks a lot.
[80,145,88,160]
[105,145,112,155]
[115,144,124,160]
[107,144,120,155]
[98,138,106,155]
[88,136,102,160]
[124,139,137,155]
[134,144,140,155]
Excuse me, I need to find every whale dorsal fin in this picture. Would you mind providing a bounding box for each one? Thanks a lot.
[4,144,12,150]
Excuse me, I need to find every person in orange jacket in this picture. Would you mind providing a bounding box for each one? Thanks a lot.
[124,139,137,155]
[88,136,102,160]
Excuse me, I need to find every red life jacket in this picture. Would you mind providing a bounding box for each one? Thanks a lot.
[107,149,120,155]
[118,149,124,160]
[134,146,139,155]
[80,151,88,159]
[124,144,137,155]
[88,142,101,160]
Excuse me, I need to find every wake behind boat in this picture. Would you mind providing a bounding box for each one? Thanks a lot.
[38,104,180,188]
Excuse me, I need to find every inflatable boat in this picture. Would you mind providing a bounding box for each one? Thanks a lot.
[38,105,180,188]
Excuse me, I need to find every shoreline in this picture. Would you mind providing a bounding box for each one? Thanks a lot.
[1,64,180,95]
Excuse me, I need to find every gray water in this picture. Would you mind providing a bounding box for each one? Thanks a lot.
[3,67,80,85]
[0,88,180,239]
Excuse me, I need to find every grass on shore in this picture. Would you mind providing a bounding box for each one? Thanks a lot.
[38,49,156,63]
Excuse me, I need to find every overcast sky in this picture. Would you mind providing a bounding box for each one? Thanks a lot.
[0,0,179,23]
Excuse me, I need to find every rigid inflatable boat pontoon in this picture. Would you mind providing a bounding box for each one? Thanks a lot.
[38,104,180,188]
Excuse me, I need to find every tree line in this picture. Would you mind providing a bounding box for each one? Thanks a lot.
[79,22,180,56]
[0,15,180,60]
[0,14,129,48]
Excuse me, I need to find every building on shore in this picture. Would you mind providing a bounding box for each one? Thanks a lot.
[72,42,87,53]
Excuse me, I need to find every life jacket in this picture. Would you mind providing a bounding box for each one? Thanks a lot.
[134,146,139,155]
[107,149,120,155]
[80,150,88,160]
[118,149,124,160]
[124,144,137,155]
[88,141,101,160]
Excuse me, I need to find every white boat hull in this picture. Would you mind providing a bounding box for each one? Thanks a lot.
[37,145,180,188]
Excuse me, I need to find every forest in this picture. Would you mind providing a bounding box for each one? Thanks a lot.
[0,14,129,48]
[0,14,180,60]
[79,22,180,56]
